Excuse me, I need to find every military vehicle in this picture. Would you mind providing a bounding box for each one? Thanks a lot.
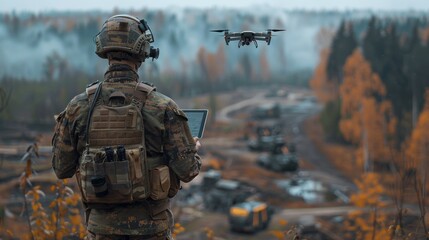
[203,178,256,212]
[201,169,222,192]
[257,153,298,172]
[256,137,298,172]
[228,201,272,233]
[247,135,285,152]
[252,103,281,119]
[247,123,292,152]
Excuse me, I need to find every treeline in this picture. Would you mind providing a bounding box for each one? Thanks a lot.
[313,16,429,142]
[311,16,429,171]
[0,64,300,125]
[0,9,298,124]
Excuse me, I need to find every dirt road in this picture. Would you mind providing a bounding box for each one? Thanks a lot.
[175,87,360,239]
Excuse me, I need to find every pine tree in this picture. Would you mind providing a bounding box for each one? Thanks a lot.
[363,18,412,142]
[327,20,358,93]
[404,23,429,129]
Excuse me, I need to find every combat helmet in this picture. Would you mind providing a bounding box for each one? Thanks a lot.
[95,14,159,62]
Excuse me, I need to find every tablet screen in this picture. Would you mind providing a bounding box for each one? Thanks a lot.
[183,109,208,138]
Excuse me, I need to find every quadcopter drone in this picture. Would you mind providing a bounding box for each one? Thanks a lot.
[211,29,285,48]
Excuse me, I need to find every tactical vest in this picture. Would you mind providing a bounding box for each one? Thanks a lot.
[76,81,171,205]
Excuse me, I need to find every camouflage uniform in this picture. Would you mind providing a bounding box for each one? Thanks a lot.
[52,64,201,239]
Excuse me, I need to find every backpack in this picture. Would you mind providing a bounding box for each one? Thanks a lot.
[76,81,171,205]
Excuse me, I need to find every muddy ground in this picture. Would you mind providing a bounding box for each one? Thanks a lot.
[0,86,356,240]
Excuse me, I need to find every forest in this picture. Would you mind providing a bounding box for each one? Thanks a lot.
[310,16,429,238]
[311,16,429,168]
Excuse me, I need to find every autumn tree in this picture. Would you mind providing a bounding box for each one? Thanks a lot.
[407,87,429,187]
[346,173,390,240]
[406,89,429,236]
[310,48,335,103]
[339,49,396,172]
[197,44,226,121]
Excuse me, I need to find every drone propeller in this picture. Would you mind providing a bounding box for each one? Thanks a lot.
[210,29,229,33]
[267,29,286,32]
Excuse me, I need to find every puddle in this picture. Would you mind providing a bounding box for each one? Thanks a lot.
[275,178,341,204]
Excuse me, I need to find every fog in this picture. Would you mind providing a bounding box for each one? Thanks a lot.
[0,8,425,80]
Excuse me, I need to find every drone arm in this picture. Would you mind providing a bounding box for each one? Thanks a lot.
[228,37,241,41]
[254,32,266,37]
[254,37,267,40]
[255,36,271,44]
[253,39,258,48]
[228,32,241,37]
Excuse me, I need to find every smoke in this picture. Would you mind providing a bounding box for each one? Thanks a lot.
[1,8,418,80]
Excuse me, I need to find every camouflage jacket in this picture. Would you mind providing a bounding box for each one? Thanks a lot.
[52,65,201,235]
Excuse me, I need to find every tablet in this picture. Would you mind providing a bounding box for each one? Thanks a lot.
[183,109,208,138]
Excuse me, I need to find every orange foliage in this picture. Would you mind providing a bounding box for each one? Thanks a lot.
[17,180,86,240]
[2,148,86,239]
[197,44,226,82]
[309,48,337,103]
[270,226,301,240]
[340,50,396,170]
[346,173,390,240]
[310,27,336,103]
[420,27,429,43]
[172,222,185,238]
[406,89,429,171]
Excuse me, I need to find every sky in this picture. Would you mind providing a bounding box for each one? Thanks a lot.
[1,0,429,13]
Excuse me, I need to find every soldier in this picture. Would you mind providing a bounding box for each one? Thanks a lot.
[52,15,201,240]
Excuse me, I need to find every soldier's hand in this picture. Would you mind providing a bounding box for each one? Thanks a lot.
[193,137,201,151]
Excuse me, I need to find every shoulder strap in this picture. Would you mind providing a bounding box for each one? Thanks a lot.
[130,82,155,109]
[86,81,99,101]
[85,82,103,149]
[136,82,156,94]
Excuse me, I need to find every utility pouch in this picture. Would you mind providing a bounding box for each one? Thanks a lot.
[148,199,170,220]
[79,149,133,203]
[168,168,181,198]
[128,148,150,200]
[150,165,170,200]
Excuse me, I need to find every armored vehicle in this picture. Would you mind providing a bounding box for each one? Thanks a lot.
[256,137,298,172]
[247,123,290,152]
[257,153,298,172]
[228,201,272,233]
[201,169,222,192]
[248,135,285,152]
[252,103,281,119]
[203,179,256,212]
